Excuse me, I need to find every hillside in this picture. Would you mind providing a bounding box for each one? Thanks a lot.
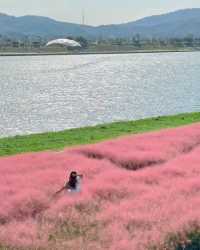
[0,8,200,39]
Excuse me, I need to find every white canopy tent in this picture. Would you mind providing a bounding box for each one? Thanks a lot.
[46,38,81,48]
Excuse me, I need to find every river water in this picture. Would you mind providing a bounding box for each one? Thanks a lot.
[0,52,200,138]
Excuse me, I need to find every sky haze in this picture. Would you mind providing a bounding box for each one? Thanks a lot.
[0,0,200,25]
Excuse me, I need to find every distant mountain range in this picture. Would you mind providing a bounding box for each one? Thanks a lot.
[1,8,200,39]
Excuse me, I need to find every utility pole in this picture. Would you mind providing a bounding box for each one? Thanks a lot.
[82,9,85,25]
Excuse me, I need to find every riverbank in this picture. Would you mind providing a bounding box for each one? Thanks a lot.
[0,48,197,56]
[1,112,200,157]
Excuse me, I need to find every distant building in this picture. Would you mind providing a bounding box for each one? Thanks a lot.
[46,38,81,48]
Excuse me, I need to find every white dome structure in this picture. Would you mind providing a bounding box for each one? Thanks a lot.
[46,38,81,48]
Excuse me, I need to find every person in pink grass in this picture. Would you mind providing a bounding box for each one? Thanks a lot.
[54,171,83,197]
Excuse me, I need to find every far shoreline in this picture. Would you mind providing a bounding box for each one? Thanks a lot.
[0,48,198,57]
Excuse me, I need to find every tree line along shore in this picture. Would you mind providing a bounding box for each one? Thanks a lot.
[0,35,200,56]
[0,112,200,157]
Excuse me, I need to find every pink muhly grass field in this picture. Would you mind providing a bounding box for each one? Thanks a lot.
[1,123,200,249]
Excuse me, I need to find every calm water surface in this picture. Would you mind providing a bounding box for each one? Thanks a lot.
[0,52,200,138]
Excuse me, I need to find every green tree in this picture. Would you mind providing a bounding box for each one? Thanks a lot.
[76,36,88,48]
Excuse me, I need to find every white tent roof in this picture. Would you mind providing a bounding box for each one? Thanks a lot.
[46,38,81,48]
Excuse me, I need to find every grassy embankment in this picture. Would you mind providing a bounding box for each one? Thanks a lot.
[1,112,200,157]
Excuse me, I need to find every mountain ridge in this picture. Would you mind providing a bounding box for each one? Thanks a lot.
[0,8,200,39]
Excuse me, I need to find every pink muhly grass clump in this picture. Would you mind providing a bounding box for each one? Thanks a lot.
[0,123,200,249]
[0,219,45,248]
[75,123,200,171]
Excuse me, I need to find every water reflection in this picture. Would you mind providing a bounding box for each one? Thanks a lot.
[0,52,200,137]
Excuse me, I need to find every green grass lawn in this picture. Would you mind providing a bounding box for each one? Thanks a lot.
[0,112,200,157]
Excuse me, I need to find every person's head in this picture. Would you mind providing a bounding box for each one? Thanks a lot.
[69,171,77,180]
[69,171,83,180]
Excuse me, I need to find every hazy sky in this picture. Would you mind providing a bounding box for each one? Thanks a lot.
[0,0,200,26]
